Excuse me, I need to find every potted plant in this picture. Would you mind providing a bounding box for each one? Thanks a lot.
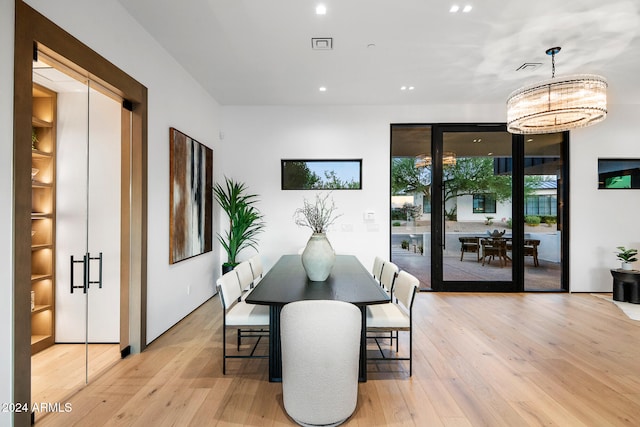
[615,246,638,271]
[294,192,342,281]
[214,177,265,274]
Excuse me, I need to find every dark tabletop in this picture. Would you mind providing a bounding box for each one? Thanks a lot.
[246,254,390,306]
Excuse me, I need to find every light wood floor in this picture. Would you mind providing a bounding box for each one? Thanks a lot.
[35,292,640,426]
[32,344,121,423]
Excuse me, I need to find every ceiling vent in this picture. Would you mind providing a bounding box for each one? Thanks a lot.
[516,62,542,71]
[312,38,333,50]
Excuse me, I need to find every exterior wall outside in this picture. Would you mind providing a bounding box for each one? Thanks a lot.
[456,195,511,223]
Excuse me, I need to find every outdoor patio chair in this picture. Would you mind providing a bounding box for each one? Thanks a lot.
[481,238,509,267]
[524,239,540,266]
[459,236,481,261]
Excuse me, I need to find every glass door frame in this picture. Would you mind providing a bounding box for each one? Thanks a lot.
[429,123,570,292]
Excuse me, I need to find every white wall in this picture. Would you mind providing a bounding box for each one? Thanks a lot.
[0,0,14,422]
[1,1,638,415]
[23,0,222,343]
[219,105,506,273]
[570,104,640,291]
[222,104,640,292]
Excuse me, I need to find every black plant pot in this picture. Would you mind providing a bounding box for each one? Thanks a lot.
[222,264,235,275]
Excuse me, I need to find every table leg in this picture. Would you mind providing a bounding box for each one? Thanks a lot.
[359,306,367,382]
[613,280,625,302]
[268,305,282,382]
[629,282,640,304]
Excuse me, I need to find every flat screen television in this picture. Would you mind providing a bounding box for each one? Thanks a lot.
[598,158,640,189]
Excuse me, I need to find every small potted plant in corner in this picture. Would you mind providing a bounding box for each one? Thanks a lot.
[214,176,265,274]
[615,246,638,271]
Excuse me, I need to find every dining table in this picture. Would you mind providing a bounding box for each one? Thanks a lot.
[245,254,390,382]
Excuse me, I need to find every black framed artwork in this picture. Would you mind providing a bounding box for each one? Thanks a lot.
[169,127,213,263]
[281,159,362,190]
[598,158,640,189]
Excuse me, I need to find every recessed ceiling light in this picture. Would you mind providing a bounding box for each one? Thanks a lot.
[408,86,415,90]
[463,5,472,12]
[487,152,494,156]
[527,138,534,142]
[400,86,407,90]
[319,86,327,92]
[449,5,460,13]
[316,4,327,15]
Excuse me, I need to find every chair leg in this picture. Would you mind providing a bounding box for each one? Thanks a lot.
[222,324,227,375]
[409,327,412,377]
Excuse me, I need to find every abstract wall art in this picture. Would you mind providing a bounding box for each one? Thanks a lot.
[169,127,213,263]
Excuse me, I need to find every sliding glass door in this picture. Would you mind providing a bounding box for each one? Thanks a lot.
[390,125,432,290]
[390,123,568,292]
[433,125,515,291]
[523,133,564,291]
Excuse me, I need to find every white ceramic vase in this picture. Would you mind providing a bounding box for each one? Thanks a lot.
[301,233,336,281]
[621,261,633,271]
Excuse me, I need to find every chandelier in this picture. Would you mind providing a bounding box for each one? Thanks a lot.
[506,47,607,134]
[415,152,456,168]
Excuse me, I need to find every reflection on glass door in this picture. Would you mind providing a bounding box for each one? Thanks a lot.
[440,129,514,288]
[523,133,563,291]
[390,125,432,290]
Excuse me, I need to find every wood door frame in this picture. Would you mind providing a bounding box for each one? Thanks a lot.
[13,2,147,425]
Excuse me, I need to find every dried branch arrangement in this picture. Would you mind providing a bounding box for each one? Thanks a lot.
[293,192,342,234]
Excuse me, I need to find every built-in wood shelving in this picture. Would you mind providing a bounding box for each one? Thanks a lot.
[31,83,57,355]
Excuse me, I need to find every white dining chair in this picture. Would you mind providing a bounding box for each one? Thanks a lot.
[235,260,255,297]
[248,254,263,284]
[235,260,267,346]
[281,300,361,427]
[217,269,269,374]
[366,270,419,376]
[379,261,398,296]
[371,256,385,282]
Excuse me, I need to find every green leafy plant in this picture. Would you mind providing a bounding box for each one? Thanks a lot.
[524,215,541,226]
[214,177,265,269]
[485,216,494,225]
[392,221,402,227]
[293,192,342,234]
[401,240,409,250]
[615,246,638,263]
